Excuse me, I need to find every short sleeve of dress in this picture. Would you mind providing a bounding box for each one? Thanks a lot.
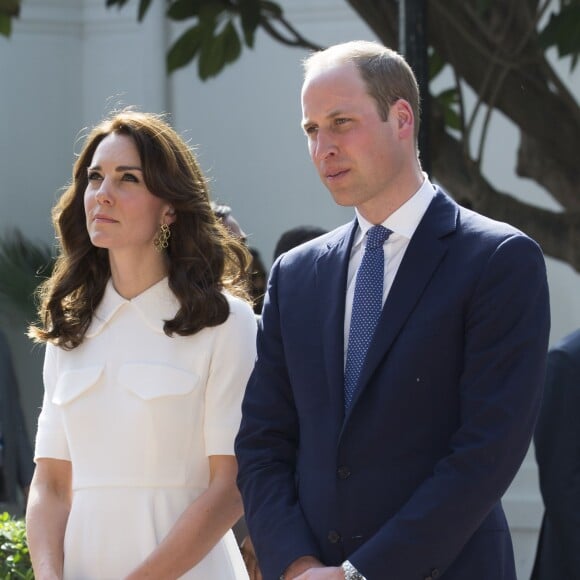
[34,342,71,461]
[204,296,257,456]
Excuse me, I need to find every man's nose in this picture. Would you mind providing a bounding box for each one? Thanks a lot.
[312,131,337,161]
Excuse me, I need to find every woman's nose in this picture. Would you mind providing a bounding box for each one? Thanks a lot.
[95,181,112,205]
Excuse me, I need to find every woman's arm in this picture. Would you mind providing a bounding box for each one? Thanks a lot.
[125,454,243,579]
[26,458,72,580]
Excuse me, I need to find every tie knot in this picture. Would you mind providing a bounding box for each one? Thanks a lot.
[366,225,391,250]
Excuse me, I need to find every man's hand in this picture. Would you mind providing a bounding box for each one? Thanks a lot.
[283,557,343,580]
[294,567,344,580]
[283,556,325,579]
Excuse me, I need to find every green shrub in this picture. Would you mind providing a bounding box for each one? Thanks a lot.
[0,512,33,579]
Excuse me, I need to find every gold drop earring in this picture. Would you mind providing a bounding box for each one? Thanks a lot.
[154,223,171,252]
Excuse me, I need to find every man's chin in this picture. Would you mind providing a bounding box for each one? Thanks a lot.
[329,191,357,208]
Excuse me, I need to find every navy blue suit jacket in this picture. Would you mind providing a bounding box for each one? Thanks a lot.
[531,329,580,579]
[236,189,550,580]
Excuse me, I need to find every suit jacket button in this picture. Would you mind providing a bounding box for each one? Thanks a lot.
[337,465,351,479]
[431,570,440,578]
[327,530,341,543]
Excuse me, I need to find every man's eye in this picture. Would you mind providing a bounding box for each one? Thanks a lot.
[304,126,318,136]
[335,118,349,125]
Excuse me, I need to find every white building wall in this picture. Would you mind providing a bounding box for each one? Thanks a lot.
[1,1,579,577]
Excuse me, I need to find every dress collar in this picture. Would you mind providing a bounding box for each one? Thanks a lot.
[86,277,178,337]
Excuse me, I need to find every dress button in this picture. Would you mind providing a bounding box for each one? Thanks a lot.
[327,530,341,543]
[337,465,351,479]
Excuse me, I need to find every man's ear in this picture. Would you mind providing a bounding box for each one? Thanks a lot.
[392,99,414,139]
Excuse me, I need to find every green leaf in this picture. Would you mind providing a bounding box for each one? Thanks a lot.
[137,0,152,21]
[198,1,226,25]
[0,0,20,17]
[167,24,204,73]
[0,514,32,577]
[240,0,261,47]
[223,20,242,63]
[167,0,202,21]
[197,17,243,80]
[198,29,228,80]
[0,229,55,322]
[429,48,446,81]
[435,87,462,131]
[0,13,11,36]
[106,0,130,8]
[538,4,580,69]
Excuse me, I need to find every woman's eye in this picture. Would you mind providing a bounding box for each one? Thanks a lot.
[87,171,102,181]
[122,173,139,182]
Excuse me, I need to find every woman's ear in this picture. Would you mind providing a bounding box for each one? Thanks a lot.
[165,206,177,225]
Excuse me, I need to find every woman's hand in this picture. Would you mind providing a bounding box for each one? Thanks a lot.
[124,455,244,579]
[240,534,263,580]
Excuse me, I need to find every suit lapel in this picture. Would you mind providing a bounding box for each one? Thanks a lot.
[315,220,358,421]
[346,190,459,416]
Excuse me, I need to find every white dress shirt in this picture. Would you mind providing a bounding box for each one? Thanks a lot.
[344,176,436,359]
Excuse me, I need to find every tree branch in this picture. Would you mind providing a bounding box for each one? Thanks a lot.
[431,110,580,272]
[517,133,580,211]
[258,14,324,51]
[430,0,579,171]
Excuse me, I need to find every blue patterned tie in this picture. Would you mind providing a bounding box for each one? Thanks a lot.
[344,225,392,409]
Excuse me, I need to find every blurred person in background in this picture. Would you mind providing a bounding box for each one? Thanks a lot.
[273,225,329,262]
[212,202,266,315]
[531,328,580,580]
[0,329,34,516]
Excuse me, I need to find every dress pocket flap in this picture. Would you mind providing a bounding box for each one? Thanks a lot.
[53,365,104,405]
[119,363,199,400]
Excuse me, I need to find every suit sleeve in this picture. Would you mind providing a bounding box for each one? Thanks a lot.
[534,345,580,571]
[349,233,550,578]
[235,259,322,580]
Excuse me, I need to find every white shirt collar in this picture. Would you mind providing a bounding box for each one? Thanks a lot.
[353,173,435,248]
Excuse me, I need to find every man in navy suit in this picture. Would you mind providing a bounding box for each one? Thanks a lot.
[235,41,550,580]
[531,328,580,579]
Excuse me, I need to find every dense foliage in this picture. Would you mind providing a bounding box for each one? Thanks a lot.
[0,512,33,580]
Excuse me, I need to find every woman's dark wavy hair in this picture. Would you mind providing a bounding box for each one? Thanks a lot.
[29,109,251,349]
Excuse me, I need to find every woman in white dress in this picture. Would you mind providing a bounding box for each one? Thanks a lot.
[26,110,257,580]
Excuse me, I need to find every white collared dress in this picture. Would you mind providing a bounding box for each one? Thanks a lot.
[34,278,257,579]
